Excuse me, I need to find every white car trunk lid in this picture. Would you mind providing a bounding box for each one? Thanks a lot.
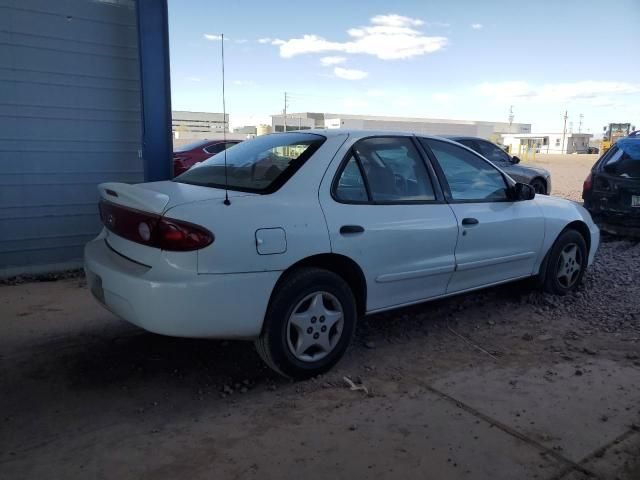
[98,181,253,213]
[97,181,254,267]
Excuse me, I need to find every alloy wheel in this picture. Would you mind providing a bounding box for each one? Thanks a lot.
[556,243,583,288]
[286,291,344,362]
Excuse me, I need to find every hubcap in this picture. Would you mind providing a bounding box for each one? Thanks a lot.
[556,243,583,288]
[286,292,344,362]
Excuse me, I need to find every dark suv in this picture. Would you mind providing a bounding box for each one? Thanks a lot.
[447,136,552,194]
[583,137,640,236]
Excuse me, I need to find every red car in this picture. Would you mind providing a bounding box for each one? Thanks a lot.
[173,139,241,176]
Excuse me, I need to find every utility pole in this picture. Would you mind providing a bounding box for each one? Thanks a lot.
[578,113,583,133]
[283,91,288,132]
[508,105,514,132]
[561,110,568,154]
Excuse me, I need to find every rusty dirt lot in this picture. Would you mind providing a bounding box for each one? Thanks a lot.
[1,154,639,480]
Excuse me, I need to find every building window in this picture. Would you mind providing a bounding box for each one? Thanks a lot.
[555,138,560,147]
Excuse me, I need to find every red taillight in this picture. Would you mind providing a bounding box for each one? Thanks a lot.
[157,218,213,251]
[99,200,213,251]
[583,172,593,192]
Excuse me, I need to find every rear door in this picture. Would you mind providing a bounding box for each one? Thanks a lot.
[320,136,459,312]
[419,138,544,293]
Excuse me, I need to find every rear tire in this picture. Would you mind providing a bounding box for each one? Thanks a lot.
[255,267,357,379]
[542,229,587,295]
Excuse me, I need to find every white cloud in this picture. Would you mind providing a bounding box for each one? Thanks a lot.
[320,56,347,66]
[367,89,385,97]
[276,14,447,60]
[235,39,248,44]
[394,98,412,107]
[477,81,536,99]
[258,37,285,46]
[471,23,483,30]
[204,34,223,41]
[477,80,640,104]
[334,67,368,80]
[343,97,369,109]
[233,80,255,86]
[186,77,201,82]
[432,92,455,103]
[371,14,424,27]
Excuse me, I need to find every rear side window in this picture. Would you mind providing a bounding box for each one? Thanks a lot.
[477,140,511,164]
[336,137,435,203]
[335,155,368,202]
[175,133,325,193]
[421,139,508,202]
[205,142,240,155]
[603,140,640,178]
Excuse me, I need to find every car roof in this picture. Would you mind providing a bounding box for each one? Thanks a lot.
[297,128,464,143]
[440,135,486,141]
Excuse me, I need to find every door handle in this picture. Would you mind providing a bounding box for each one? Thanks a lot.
[340,225,365,235]
[461,218,479,226]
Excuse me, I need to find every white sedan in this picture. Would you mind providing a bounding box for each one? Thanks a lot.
[85,130,599,378]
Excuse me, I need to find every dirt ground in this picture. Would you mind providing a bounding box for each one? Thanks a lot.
[1,153,639,480]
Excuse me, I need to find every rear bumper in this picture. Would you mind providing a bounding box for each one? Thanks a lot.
[589,210,640,238]
[84,238,280,339]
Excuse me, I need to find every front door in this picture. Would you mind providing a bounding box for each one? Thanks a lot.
[420,138,545,293]
[320,136,459,312]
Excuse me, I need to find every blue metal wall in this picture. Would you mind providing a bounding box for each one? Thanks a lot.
[0,0,171,276]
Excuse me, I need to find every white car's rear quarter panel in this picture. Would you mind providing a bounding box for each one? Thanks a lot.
[167,133,349,274]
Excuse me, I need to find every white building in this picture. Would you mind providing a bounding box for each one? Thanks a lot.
[172,111,228,140]
[271,112,531,139]
[501,132,593,155]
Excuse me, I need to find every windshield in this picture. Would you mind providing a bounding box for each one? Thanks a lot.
[174,132,326,193]
[174,139,210,153]
[603,139,640,178]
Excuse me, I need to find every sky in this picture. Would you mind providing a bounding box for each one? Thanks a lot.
[167,0,640,135]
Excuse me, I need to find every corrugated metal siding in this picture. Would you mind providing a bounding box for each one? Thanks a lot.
[0,0,142,274]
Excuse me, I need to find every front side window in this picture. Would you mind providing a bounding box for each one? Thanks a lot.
[421,139,509,202]
[477,140,511,164]
[175,133,325,193]
[350,137,435,202]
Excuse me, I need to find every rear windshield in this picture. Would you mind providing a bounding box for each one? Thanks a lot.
[174,139,210,153]
[174,133,326,193]
[603,140,640,178]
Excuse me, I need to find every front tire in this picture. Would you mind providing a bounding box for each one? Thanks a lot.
[530,178,547,195]
[542,229,587,295]
[255,267,357,379]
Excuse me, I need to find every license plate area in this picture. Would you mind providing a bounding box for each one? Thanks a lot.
[632,195,640,207]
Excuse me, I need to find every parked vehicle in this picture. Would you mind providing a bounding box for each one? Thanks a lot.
[599,123,633,155]
[173,139,241,176]
[583,137,640,236]
[85,131,599,378]
[446,136,552,194]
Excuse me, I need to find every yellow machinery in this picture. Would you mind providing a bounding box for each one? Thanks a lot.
[600,123,632,154]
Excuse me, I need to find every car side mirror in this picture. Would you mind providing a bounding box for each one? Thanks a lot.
[513,182,535,201]
[511,156,521,164]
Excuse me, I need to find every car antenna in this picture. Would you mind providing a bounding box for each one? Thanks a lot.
[221,33,230,206]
